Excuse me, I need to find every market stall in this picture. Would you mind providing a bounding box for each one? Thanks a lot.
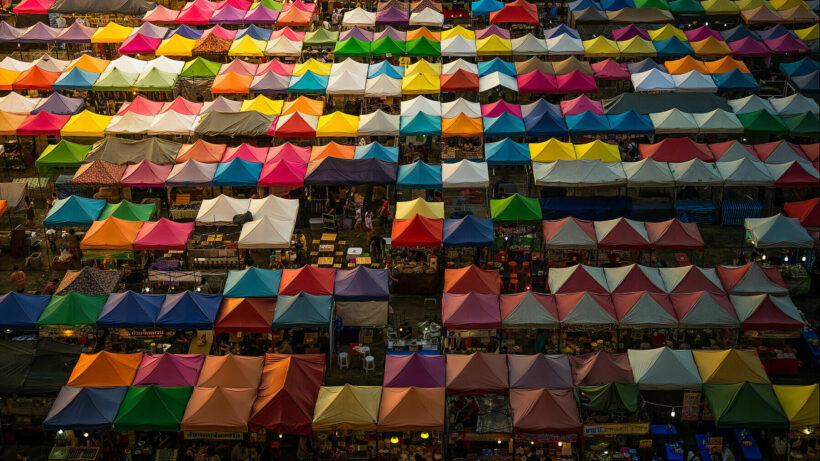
[572,382,645,461]
[312,384,383,460]
[773,384,819,461]
[730,294,804,375]
[390,214,443,294]
[510,388,582,460]
[555,291,618,354]
[490,194,543,287]
[335,267,391,354]
[500,291,560,354]
[378,387,446,460]
[442,215,494,268]
[542,217,597,271]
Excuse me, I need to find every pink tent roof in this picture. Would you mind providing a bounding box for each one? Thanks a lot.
[162,97,203,116]
[134,218,195,251]
[560,95,604,116]
[442,292,501,329]
[177,0,218,24]
[728,37,771,57]
[764,34,810,54]
[203,25,237,40]
[556,70,597,93]
[258,59,296,76]
[14,0,55,14]
[476,25,511,40]
[685,26,722,42]
[17,111,69,136]
[217,0,252,9]
[220,59,258,76]
[266,142,311,163]
[284,0,316,13]
[143,5,181,23]
[132,353,204,386]
[120,161,173,187]
[612,25,649,41]
[591,59,630,80]
[517,71,558,93]
[222,143,270,163]
[258,160,307,187]
[119,97,165,116]
[570,351,633,385]
[270,27,305,41]
[119,34,161,55]
[384,353,446,388]
[481,100,522,117]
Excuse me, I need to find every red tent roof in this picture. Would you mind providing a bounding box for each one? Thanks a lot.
[591,58,630,80]
[442,292,501,329]
[605,264,666,293]
[133,218,194,251]
[12,66,60,90]
[391,216,443,248]
[660,266,725,294]
[732,294,804,331]
[446,352,509,393]
[669,291,738,327]
[595,218,651,250]
[279,266,336,296]
[555,292,617,324]
[120,161,172,187]
[771,161,819,187]
[717,263,787,294]
[215,298,275,333]
[272,113,316,137]
[440,69,479,92]
[176,0,217,24]
[753,140,808,163]
[709,140,756,160]
[162,96,203,116]
[249,354,325,435]
[800,143,818,162]
[118,96,165,116]
[500,292,559,323]
[17,111,69,135]
[645,219,705,250]
[490,0,538,24]
[542,217,597,249]
[549,265,609,293]
[443,265,501,294]
[258,160,306,187]
[784,197,819,227]
[639,137,714,162]
[510,389,581,434]
[569,351,633,386]
[612,291,676,324]
[267,142,311,163]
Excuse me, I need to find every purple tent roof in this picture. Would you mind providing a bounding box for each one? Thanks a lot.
[442,292,501,329]
[244,5,279,23]
[476,25,510,40]
[340,26,374,41]
[166,160,217,187]
[334,266,390,301]
[304,157,397,186]
[729,37,770,57]
[32,92,84,115]
[56,21,96,43]
[132,353,205,387]
[134,22,169,39]
[171,24,204,40]
[212,4,248,23]
[0,21,25,41]
[250,72,291,93]
[508,354,573,389]
[376,6,410,24]
[764,34,810,54]
[19,22,62,43]
[544,24,580,40]
[611,24,649,41]
[375,26,406,41]
[684,26,722,42]
[384,353,446,387]
[757,24,790,41]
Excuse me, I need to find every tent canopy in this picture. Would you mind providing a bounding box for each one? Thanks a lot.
[442,292,501,329]
[744,214,814,249]
[570,351,633,386]
[508,353,572,389]
[156,292,223,329]
[444,265,500,294]
[132,353,204,387]
[272,293,332,327]
[96,291,164,328]
[114,385,192,432]
[443,215,493,247]
[773,384,820,429]
[312,384,382,431]
[510,388,581,434]
[693,349,770,384]
[703,382,788,429]
[627,347,701,389]
[43,195,105,227]
[334,267,389,301]
[67,351,142,387]
[378,387,445,432]
[43,386,128,431]
[446,352,508,393]
[279,266,335,296]
[384,353,446,388]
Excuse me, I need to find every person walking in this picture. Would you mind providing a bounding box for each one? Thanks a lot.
[25,196,35,229]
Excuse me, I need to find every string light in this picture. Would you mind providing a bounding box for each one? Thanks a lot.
[390,436,399,444]
[784,256,789,262]
[671,409,676,417]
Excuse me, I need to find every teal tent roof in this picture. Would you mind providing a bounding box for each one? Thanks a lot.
[223,267,282,297]
[288,71,329,93]
[485,138,531,165]
[44,196,106,227]
[397,161,442,189]
[400,113,442,136]
[272,292,333,327]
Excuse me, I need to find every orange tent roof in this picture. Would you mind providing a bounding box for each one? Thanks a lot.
[66,55,110,73]
[211,71,252,94]
[407,27,441,42]
[181,386,258,432]
[0,200,6,217]
[309,141,355,161]
[276,6,313,26]
[80,216,144,250]
[378,387,445,432]
[705,56,751,74]
[0,111,27,135]
[196,354,264,388]
[444,265,501,294]
[442,114,483,137]
[177,139,227,163]
[12,66,60,90]
[282,96,325,116]
[67,351,143,387]
[0,69,20,90]
[690,37,733,56]
[664,56,709,75]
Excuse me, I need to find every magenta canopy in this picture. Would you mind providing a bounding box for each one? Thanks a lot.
[271,27,305,41]
[132,353,205,387]
[13,0,55,14]
[17,112,70,136]
[258,59,295,76]
[764,35,811,54]
[728,37,771,57]
[384,353,446,388]
[244,5,279,23]
[134,218,195,251]
[120,161,173,187]
[203,25,238,40]
[267,142,311,163]
[508,354,573,389]
[442,292,501,329]
[685,26,722,42]
[557,70,597,93]
[476,25,511,40]
[517,70,558,93]
[119,34,161,55]
[211,4,248,23]
[258,160,307,187]
[591,58,630,80]
[222,143,270,163]
[560,94,604,116]
[611,25,649,41]
[481,100,522,118]
[177,0,218,24]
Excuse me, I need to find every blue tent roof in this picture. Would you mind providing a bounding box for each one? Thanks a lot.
[156,292,222,329]
[397,161,442,189]
[601,0,634,9]
[791,70,819,93]
[484,113,526,137]
[43,386,127,431]
[44,196,106,227]
[721,25,759,42]
[478,58,517,77]
[96,291,164,328]
[522,99,568,137]
[272,292,332,327]
[757,24,791,41]
[627,58,662,74]
[368,60,404,79]
[471,0,504,14]
[288,71,329,93]
[713,69,760,92]
[607,110,654,134]
[544,24,582,39]
[172,24,204,40]
[236,24,271,41]
[654,37,694,56]
[0,292,51,330]
[485,138,531,165]
[334,266,390,301]
[567,110,612,135]
[779,57,819,77]
[223,267,282,297]
[400,113,442,136]
[443,215,494,247]
[212,158,263,186]
[567,0,600,11]
[52,67,100,91]
[354,142,399,163]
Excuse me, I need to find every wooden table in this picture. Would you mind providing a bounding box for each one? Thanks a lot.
[318,257,334,266]
[321,233,337,241]
[356,257,371,265]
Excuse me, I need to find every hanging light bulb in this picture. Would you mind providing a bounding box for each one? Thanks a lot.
[558,442,563,447]
[671,409,676,417]
[83,432,89,438]
[58,430,64,434]
[497,440,502,445]
[531,441,535,445]
[784,256,789,262]
[420,432,429,440]
[390,436,399,444]
[279,434,283,439]
[802,256,806,262]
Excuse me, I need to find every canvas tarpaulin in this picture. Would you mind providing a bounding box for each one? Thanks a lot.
[384,353,446,388]
[574,383,641,413]
[312,384,381,431]
[114,385,192,431]
[85,137,180,165]
[378,387,445,431]
[703,382,788,429]
[43,386,128,430]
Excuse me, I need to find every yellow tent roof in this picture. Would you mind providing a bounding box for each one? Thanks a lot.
[407,27,441,42]
[395,197,445,219]
[240,95,284,115]
[734,0,773,10]
[773,384,819,429]
[476,35,513,55]
[648,24,687,42]
[574,140,620,162]
[282,95,324,116]
[156,35,196,57]
[583,36,620,57]
[60,110,113,138]
[229,36,266,57]
[293,58,332,76]
[66,55,110,73]
[316,111,360,137]
[770,0,808,9]
[0,69,20,90]
[616,37,657,56]
[312,385,382,432]
[529,138,576,162]
[402,72,440,94]
[795,24,819,40]
[442,114,483,137]
[702,0,742,13]
[690,37,733,57]
[406,59,441,76]
[442,26,475,40]
[91,22,133,44]
[692,349,770,384]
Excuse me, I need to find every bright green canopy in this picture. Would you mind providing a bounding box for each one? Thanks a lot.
[252,0,282,11]
[93,69,139,91]
[668,0,705,14]
[37,292,107,327]
[784,112,820,136]
[574,383,641,414]
[737,109,788,135]
[134,68,178,91]
[99,201,157,221]
[370,37,406,56]
[634,0,670,8]
[334,37,371,57]
[490,193,542,223]
[180,57,221,78]
[703,382,788,429]
[304,28,340,47]
[36,140,92,169]
[114,385,193,432]
[405,37,441,57]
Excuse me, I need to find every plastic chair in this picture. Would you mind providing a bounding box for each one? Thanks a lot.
[338,352,350,369]
[363,355,375,373]
[508,273,519,292]
[508,261,518,276]
[521,261,530,277]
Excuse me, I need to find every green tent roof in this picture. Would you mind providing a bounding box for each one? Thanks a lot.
[37,292,107,327]
[114,385,192,432]
[99,201,157,221]
[93,69,139,91]
[668,0,705,14]
[405,37,441,57]
[574,383,641,414]
[703,382,788,429]
[737,109,788,135]
[36,140,92,169]
[334,37,371,57]
[490,193,542,222]
[634,0,670,8]
[251,0,282,11]
[180,57,221,78]
[304,28,340,47]
[134,68,179,91]
[370,36,406,56]
[784,112,820,136]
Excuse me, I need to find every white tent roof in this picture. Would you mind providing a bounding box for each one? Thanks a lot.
[650,108,698,134]
[104,112,152,135]
[512,33,548,55]
[107,55,149,75]
[628,347,701,390]
[0,92,41,114]
[760,142,807,164]
[744,214,814,249]
[442,160,489,188]
[766,161,820,183]
[331,58,369,75]
[548,265,609,293]
[364,74,402,97]
[501,291,560,327]
[728,95,776,115]
[442,58,478,74]
[669,159,723,186]
[248,194,299,221]
[715,141,758,162]
[768,93,820,116]
[604,264,666,293]
[275,112,319,132]
[721,264,788,295]
[145,56,185,74]
[401,95,441,117]
[479,71,518,92]
[672,70,718,93]
[594,218,650,244]
[615,292,678,329]
[147,112,197,135]
[660,266,724,294]
[543,218,597,249]
[342,7,376,26]
[441,35,478,57]
[631,68,675,92]
[693,109,743,133]
[534,160,627,187]
[623,158,674,187]
[673,292,739,328]
[358,109,400,136]
[327,59,368,95]
[442,98,481,118]
[559,292,617,325]
[196,195,251,223]
[202,96,242,113]
[265,36,303,56]
[0,56,33,71]
[716,158,774,187]
[546,34,584,55]
[410,8,444,26]
[730,294,803,325]
[238,216,294,249]
[166,160,217,185]
[32,54,69,73]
